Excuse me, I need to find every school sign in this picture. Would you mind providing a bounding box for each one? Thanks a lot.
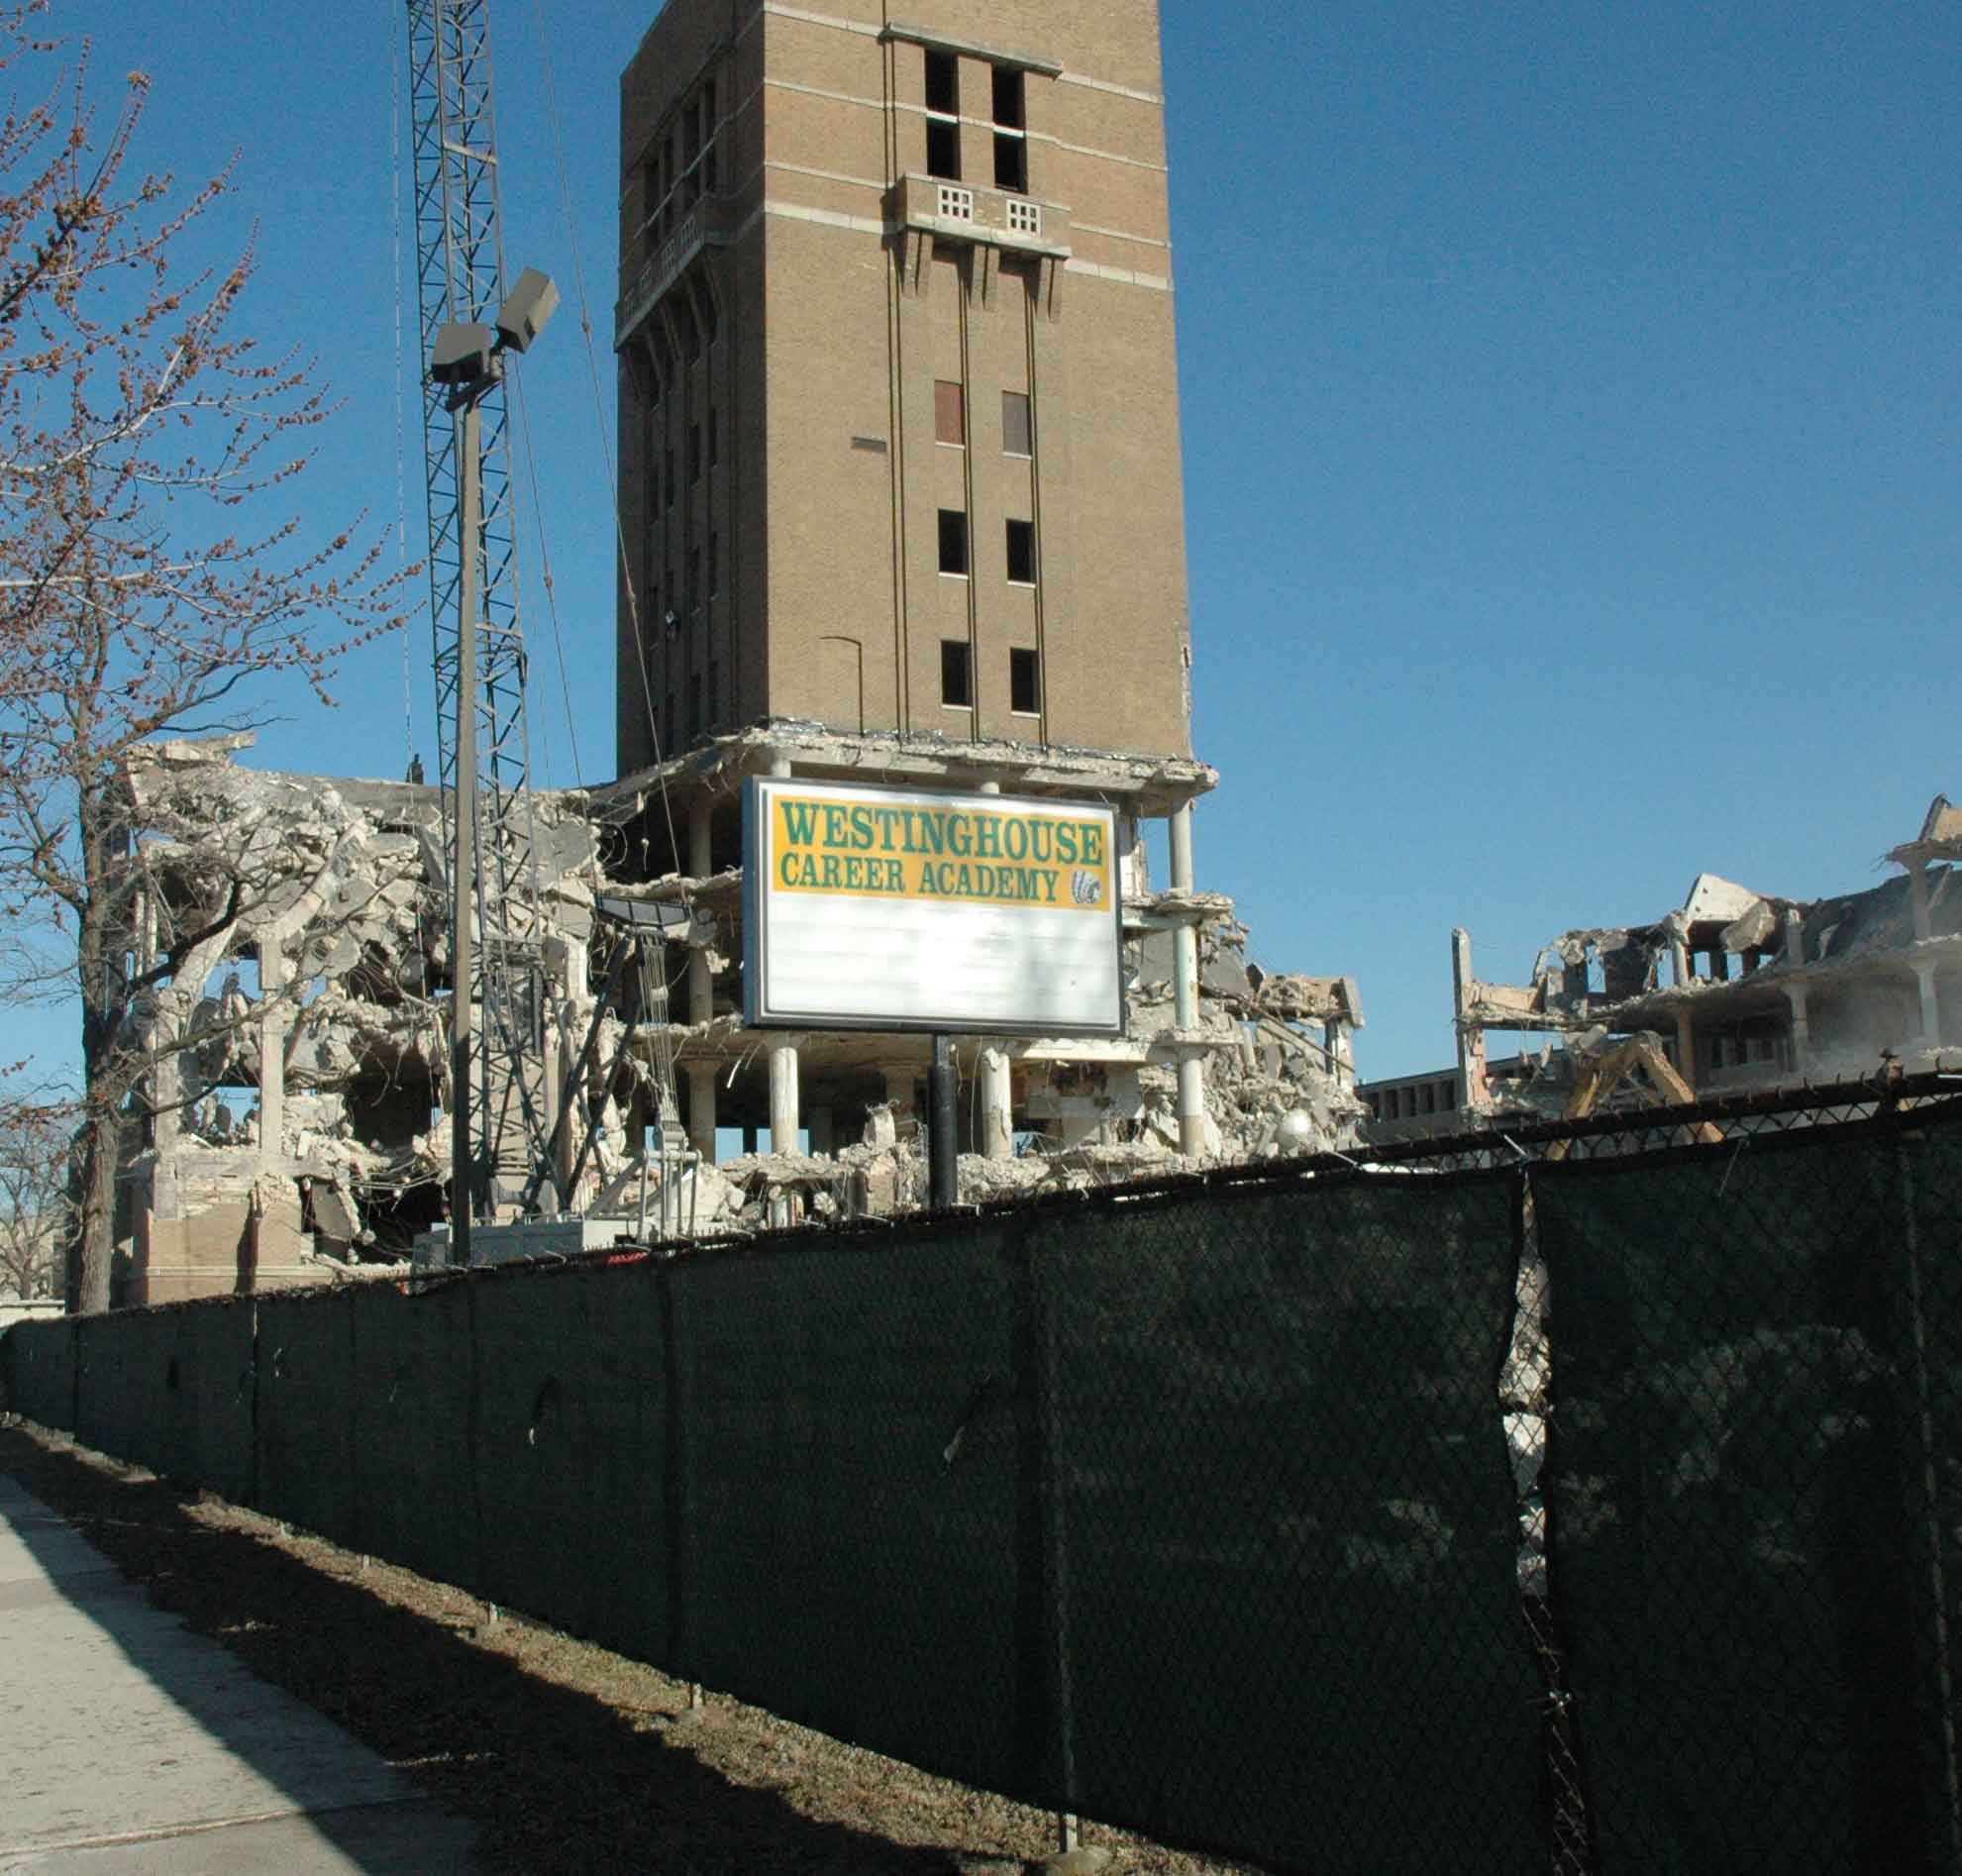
[743,778,1124,1034]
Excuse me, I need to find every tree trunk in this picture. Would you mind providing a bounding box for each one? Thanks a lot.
[70,779,132,1315]
[69,1100,120,1313]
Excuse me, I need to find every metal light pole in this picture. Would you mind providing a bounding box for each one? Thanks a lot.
[431,269,559,1266]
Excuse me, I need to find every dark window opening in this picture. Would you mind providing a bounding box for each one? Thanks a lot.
[1001,390,1031,457]
[993,132,1026,194]
[926,116,961,181]
[925,49,959,116]
[675,296,700,362]
[934,379,966,446]
[941,639,973,708]
[1010,647,1040,715]
[938,509,969,575]
[991,65,1024,130]
[1005,518,1036,583]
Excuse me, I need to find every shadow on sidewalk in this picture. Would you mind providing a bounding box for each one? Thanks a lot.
[0,1423,966,1873]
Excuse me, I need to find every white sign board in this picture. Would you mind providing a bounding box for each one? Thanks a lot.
[744,778,1123,1036]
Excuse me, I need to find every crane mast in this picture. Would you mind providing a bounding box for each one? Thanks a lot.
[405,0,551,1222]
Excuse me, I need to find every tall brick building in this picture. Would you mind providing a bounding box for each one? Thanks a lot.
[603,0,1231,1163]
[613,0,1195,774]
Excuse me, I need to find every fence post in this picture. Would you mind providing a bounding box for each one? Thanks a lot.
[1013,1225,1080,1839]
[662,1256,697,1701]
[1897,1129,1962,1868]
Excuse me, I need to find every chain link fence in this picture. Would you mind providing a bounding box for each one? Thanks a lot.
[7,1072,1962,1873]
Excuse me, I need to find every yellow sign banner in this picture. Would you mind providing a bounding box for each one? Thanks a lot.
[772,794,1112,912]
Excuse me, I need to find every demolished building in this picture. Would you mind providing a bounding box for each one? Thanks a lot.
[116,727,1366,1304]
[1365,794,1962,1140]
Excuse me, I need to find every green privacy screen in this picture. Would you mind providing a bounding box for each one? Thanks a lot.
[1539,1116,1962,1874]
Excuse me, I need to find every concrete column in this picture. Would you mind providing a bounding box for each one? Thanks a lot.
[1783,908,1807,969]
[687,800,713,1025]
[1669,932,1692,988]
[1450,928,1488,1108]
[1675,1008,1698,1089]
[1910,860,1933,941]
[1325,1018,1355,1087]
[1168,800,1195,893]
[1783,984,1811,1067]
[978,1048,1013,1159]
[1168,801,1206,1156]
[768,753,792,780]
[768,1038,800,1152]
[1915,960,1942,1049]
[256,943,289,1170]
[978,780,1001,795]
[685,1061,717,1164]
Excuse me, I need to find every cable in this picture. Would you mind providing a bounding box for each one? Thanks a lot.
[507,369,584,787]
[528,0,679,870]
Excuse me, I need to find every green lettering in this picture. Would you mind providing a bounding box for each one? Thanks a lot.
[779,851,801,888]
[920,810,947,856]
[1056,824,1079,865]
[850,806,873,849]
[821,853,842,888]
[976,815,1002,860]
[1031,821,1055,864]
[823,806,848,847]
[1083,826,1105,867]
[947,812,973,858]
[781,800,821,847]
[1004,817,1029,862]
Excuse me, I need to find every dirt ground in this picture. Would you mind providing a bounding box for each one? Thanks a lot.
[0,1420,1257,1875]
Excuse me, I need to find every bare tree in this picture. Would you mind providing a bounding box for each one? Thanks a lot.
[0,7,413,1311]
[0,1091,67,1298]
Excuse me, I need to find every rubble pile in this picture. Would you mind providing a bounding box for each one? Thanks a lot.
[116,737,1367,1297]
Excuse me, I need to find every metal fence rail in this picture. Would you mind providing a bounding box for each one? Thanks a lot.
[7,1071,1962,1874]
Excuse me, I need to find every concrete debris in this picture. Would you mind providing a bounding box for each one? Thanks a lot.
[114,734,1364,1302]
[1371,792,1962,1142]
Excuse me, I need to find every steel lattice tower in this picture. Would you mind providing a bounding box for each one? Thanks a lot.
[405,0,549,1210]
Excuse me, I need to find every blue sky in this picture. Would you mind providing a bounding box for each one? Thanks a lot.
[19,0,1962,1084]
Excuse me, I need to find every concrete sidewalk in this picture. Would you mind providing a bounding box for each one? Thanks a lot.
[0,1473,479,1872]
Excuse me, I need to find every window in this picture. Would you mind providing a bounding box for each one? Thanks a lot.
[991,65,1024,130]
[991,64,1026,192]
[1001,390,1031,457]
[927,118,961,181]
[1005,198,1041,237]
[1010,647,1040,715]
[925,49,960,180]
[1005,518,1035,584]
[941,639,973,708]
[993,132,1027,194]
[938,508,969,575]
[934,379,966,447]
[926,49,959,114]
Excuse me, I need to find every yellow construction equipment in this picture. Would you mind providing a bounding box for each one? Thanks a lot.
[1547,1034,1723,1160]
